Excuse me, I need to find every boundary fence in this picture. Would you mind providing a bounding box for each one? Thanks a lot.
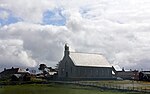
[54,81,150,93]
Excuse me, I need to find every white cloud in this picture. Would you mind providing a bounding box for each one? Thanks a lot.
[0,22,69,67]
[0,39,37,70]
[0,0,150,70]
[0,0,57,23]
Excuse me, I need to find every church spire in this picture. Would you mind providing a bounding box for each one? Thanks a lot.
[64,43,70,56]
[65,43,69,51]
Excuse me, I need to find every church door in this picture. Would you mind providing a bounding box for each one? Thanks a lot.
[66,72,68,77]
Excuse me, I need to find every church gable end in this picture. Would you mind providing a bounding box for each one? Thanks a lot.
[58,44,76,78]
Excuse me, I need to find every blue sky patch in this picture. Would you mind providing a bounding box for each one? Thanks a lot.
[43,9,66,26]
[0,16,21,26]
[0,9,21,26]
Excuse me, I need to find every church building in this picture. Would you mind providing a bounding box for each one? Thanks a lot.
[58,44,113,80]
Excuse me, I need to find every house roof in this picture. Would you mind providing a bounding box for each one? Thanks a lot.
[0,68,29,76]
[69,52,112,67]
[141,72,150,75]
[0,68,19,75]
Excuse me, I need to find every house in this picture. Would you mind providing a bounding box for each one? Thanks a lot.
[0,67,30,81]
[58,44,114,80]
[139,71,150,81]
[115,69,139,80]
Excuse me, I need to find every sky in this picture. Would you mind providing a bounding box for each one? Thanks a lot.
[0,0,150,71]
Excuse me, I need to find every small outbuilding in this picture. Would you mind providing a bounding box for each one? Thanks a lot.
[115,69,139,80]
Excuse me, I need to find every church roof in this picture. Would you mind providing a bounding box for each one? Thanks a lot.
[69,52,112,68]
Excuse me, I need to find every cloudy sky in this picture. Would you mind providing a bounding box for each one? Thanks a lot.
[0,0,150,71]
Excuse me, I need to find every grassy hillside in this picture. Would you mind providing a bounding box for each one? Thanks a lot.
[0,84,137,94]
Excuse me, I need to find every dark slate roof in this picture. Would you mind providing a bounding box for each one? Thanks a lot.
[0,68,29,76]
[0,68,19,75]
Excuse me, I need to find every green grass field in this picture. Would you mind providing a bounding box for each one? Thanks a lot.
[0,83,140,94]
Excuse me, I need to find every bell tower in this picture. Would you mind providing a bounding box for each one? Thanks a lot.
[64,44,70,56]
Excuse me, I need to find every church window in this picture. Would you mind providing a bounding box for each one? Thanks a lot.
[61,68,64,74]
[71,67,72,73]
